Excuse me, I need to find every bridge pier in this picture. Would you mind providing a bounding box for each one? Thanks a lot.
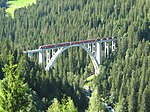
[52,49,56,55]
[46,50,51,66]
[92,43,96,56]
[39,50,44,64]
[96,42,102,64]
[112,40,116,52]
[28,52,32,59]
[105,42,109,58]
[88,43,92,52]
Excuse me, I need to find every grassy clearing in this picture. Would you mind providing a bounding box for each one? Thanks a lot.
[6,0,36,18]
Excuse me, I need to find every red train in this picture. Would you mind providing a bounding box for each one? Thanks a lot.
[39,37,117,49]
[39,39,96,49]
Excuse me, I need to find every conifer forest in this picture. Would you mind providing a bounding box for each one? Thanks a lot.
[0,0,150,112]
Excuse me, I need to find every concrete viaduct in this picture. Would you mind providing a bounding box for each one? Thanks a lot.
[23,37,117,75]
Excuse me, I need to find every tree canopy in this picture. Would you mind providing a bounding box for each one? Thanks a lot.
[0,0,149,111]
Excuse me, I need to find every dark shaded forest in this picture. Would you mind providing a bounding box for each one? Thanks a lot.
[0,0,150,111]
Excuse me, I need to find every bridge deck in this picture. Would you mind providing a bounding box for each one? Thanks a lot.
[23,37,116,54]
[39,37,116,49]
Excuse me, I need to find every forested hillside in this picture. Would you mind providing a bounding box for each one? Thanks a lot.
[0,0,150,111]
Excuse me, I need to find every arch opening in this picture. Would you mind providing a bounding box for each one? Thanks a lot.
[45,44,99,75]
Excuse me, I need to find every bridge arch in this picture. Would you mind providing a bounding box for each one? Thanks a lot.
[45,44,100,75]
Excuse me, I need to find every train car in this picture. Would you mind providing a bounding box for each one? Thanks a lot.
[39,46,42,49]
[39,45,47,49]
[70,41,80,45]
[64,42,71,46]
[55,42,70,47]
[54,43,64,47]
[80,39,96,44]
[39,44,55,49]
[96,38,101,41]
[101,38,106,40]
[108,37,112,40]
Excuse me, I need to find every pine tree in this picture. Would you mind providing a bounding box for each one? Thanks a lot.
[115,97,128,112]
[87,88,105,112]
[47,97,77,112]
[47,98,61,112]
[61,97,78,112]
[128,71,138,112]
[0,55,31,112]
[140,85,150,112]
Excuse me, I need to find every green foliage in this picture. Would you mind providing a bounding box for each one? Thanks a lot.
[48,98,61,112]
[115,98,128,112]
[0,0,149,111]
[47,97,77,112]
[140,85,150,112]
[0,55,32,112]
[87,88,105,112]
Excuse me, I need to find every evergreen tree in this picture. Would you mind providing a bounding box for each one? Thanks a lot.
[140,85,150,112]
[47,97,77,112]
[115,98,128,112]
[0,55,31,112]
[47,98,61,112]
[0,0,150,111]
[87,88,105,112]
